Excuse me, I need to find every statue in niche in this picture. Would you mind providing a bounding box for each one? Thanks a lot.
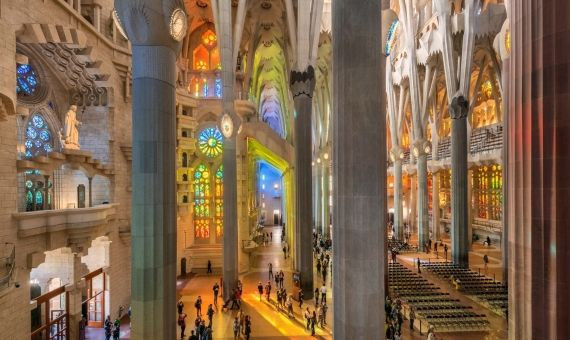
[62,105,81,149]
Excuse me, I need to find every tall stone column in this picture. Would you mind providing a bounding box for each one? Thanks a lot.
[501,55,509,285]
[215,0,239,299]
[467,168,473,250]
[409,175,417,236]
[115,1,185,337]
[415,148,429,249]
[432,171,440,241]
[450,96,469,267]
[392,151,404,240]
[321,161,330,237]
[508,1,570,338]
[313,158,323,234]
[332,0,385,338]
[290,67,315,298]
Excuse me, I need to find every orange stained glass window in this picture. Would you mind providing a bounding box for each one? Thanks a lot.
[202,30,217,48]
[193,45,209,70]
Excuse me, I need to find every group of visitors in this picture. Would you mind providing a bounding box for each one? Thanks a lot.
[313,233,332,284]
[232,312,252,340]
[261,231,273,246]
[222,280,243,311]
[384,295,404,339]
[104,316,121,340]
[303,301,328,336]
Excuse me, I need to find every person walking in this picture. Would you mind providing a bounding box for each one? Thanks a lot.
[427,325,436,340]
[257,281,263,301]
[244,315,252,340]
[238,310,245,335]
[483,254,489,271]
[316,259,322,274]
[304,307,311,330]
[286,295,294,317]
[265,281,272,301]
[409,307,416,332]
[314,287,320,305]
[188,330,198,340]
[195,296,202,317]
[444,244,448,260]
[104,316,112,340]
[233,317,240,340]
[417,258,421,274]
[178,312,187,339]
[310,310,317,335]
[282,244,287,259]
[112,321,120,340]
[177,300,184,315]
[206,304,214,329]
[320,284,327,304]
[298,289,304,309]
[317,304,324,328]
[270,232,273,242]
[268,263,273,280]
[213,282,220,307]
[321,302,328,325]
[207,260,212,274]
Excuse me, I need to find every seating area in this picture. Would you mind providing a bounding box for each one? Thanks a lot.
[421,262,508,317]
[388,262,490,333]
[387,239,418,253]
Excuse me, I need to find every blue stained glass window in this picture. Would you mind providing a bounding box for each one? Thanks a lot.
[16,63,39,96]
[26,191,33,204]
[385,20,399,56]
[215,78,222,98]
[35,191,43,205]
[25,113,53,157]
[40,130,50,141]
[202,83,209,97]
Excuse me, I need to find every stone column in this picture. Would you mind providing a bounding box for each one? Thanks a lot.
[409,175,417,236]
[332,0,385,337]
[450,96,469,267]
[116,1,185,337]
[393,158,404,240]
[432,172,440,241]
[508,1,570,338]
[87,177,93,208]
[501,56,509,285]
[290,67,315,298]
[216,0,239,299]
[467,168,473,249]
[43,175,50,210]
[321,161,330,238]
[415,148,429,249]
[313,158,323,234]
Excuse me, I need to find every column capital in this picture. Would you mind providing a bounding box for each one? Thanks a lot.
[450,95,469,119]
[115,0,187,51]
[412,139,432,157]
[290,65,316,99]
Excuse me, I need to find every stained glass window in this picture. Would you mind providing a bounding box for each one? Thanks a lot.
[215,165,223,237]
[193,163,211,239]
[385,20,399,56]
[25,113,53,157]
[215,78,222,98]
[473,165,502,220]
[198,127,223,158]
[17,63,40,96]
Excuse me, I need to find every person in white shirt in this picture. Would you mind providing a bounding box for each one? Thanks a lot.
[320,284,327,303]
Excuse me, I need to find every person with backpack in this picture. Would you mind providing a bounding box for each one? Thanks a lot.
[112,319,120,340]
[177,312,187,339]
[104,316,112,340]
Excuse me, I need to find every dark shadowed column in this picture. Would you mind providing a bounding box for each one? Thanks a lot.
[332,0,386,338]
[508,1,570,339]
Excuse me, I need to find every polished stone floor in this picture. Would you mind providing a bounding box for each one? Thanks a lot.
[84,227,507,339]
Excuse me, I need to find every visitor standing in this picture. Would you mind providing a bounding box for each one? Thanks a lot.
[206,304,214,329]
[195,296,202,317]
[112,319,120,340]
[304,307,311,330]
[207,260,212,274]
[177,300,184,315]
[311,310,317,335]
[213,282,220,307]
[298,289,304,309]
[444,244,448,260]
[268,263,273,279]
[314,287,320,305]
[233,317,239,340]
[320,284,327,304]
[245,315,252,340]
[409,307,415,331]
[257,281,263,301]
[104,316,112,340]
[483,254,489,270]
[178,312,187,339]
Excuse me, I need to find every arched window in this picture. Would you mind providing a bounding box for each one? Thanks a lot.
[193,164,211,239]
[17,63,40,97]
[198,127,223,158]
[25,113,54,158]
[215,165,223,238]
[182,174,188,182]
[182,152,188,167]
[193,30,221,71]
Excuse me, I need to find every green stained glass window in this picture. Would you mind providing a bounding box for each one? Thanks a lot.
[198,127,223,158]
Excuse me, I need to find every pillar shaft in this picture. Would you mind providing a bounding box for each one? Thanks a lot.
[393,160,404,240]
[450,96,469,267]
[321,161,330,237]
[508,1,570,338]
[417,154,429,248]
[332,0,385,337]
[432,172,440,241]
[501,56,509,285]
[315,161,322,233]
[291,67,315,298]
[131,46,177,339]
